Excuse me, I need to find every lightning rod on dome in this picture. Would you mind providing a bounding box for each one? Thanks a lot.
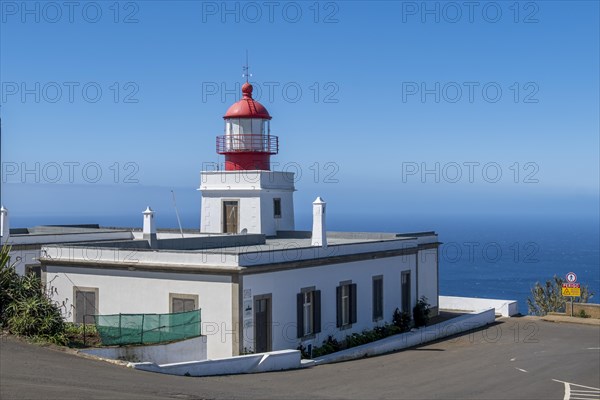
[242,50,252,83]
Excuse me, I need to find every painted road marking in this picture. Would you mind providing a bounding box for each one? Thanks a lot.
[586,348,600,350]
[515,368,528,373]
[553,379,600,400]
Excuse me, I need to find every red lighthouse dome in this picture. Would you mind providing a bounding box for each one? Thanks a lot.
[223,83,271,120]
[217,82,278,171]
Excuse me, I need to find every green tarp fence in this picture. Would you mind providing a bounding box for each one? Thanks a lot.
[94,309,201,346]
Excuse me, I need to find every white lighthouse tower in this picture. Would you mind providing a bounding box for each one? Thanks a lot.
[199,77,295,236]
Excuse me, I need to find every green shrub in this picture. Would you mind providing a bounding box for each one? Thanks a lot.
[578,309,590,319]
[392,308,411,332]
[312,335,341,358]
[413,296,431,328]
[1,245,67,344]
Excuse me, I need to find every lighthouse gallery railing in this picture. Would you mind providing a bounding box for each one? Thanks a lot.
[216,134,278,154]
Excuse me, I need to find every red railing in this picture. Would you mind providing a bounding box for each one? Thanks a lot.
[216,134,279,154]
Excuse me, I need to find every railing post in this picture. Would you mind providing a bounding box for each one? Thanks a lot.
[83,314,87,347]
[140,314,145,344]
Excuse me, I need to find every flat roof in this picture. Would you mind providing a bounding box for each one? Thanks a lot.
[10,225,130,236]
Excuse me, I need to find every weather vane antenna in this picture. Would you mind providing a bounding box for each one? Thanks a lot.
[242,50,252,83]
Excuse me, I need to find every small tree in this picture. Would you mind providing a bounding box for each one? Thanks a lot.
[413,296,431,328]
[527,275,594,316]
[1,245,67,344]
[392,307,411,332]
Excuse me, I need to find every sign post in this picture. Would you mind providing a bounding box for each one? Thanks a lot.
[562,272,580,317]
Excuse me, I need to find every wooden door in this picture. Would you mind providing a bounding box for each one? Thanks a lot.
[223,201,239,233]
[254,295,272,353]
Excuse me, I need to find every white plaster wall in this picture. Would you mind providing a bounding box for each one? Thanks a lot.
[201,194,261,234]
[259,191,295,236]
[8,247,40,276]
[200,171,295,235]
[42,245,241,268]
[241,254,417,353]
[6,231,133,276]
[417,248,438,309]
[200,171,295,191]
[81,335,208,364]
[46,266,234,359]
[132,349,301,376]
[439,296,519,317]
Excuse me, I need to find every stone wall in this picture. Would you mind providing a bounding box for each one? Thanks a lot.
[573,303,600,319]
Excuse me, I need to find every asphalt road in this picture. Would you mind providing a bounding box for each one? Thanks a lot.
[1,317,599,400]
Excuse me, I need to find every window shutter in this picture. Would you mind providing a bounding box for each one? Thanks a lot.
[372,280,377,320]
[313,290,321,334]
[350,283,357,324]
[183,298,195,312]
[75,291,84,323]
[172,298,184,313]
[336,286,342,327]
[86,292,97,324]
[296,293,304,338]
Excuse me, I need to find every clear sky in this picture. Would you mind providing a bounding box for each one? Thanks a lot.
[1,0,598,228]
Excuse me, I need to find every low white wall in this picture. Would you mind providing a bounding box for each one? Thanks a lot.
[313,309,496,364]
[439,296,519,317]
[130,349,300,377]
[81,336,207,364]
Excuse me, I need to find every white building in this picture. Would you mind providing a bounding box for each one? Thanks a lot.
[1,205,133,276]
[39,80,440,360]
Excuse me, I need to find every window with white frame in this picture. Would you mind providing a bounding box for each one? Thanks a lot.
[336,282,357,328]
[296,287,321,338]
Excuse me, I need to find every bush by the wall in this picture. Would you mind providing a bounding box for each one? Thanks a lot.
[413,296,431,328]
[1,245,67,344]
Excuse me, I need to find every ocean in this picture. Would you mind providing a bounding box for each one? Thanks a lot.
[10,212,600,315]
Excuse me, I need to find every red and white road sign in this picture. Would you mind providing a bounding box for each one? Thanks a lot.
[566,272,577,283]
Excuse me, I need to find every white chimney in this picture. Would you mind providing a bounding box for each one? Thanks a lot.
[142,206,157,249]
[311,197,327,248]
[0,206,9,244]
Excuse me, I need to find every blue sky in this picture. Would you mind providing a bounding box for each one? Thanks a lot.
[1,0,599,228]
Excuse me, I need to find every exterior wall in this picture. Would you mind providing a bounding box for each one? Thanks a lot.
[201,194,261,233]
[241,254,418,353]
[572,303,600,319]
[439,296,519,317]
[8,246,40,276]
[45,266,235,359]
[417,247,438,313]
[7,230,133,276]
[259,190,295,235]
[81,335,208,364]
[199,171,295,235]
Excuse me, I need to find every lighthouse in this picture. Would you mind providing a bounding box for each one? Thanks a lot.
[199,75,295,235]
[218,82,277,171]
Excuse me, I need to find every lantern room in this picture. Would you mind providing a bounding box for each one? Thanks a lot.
[217,82,278,171]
